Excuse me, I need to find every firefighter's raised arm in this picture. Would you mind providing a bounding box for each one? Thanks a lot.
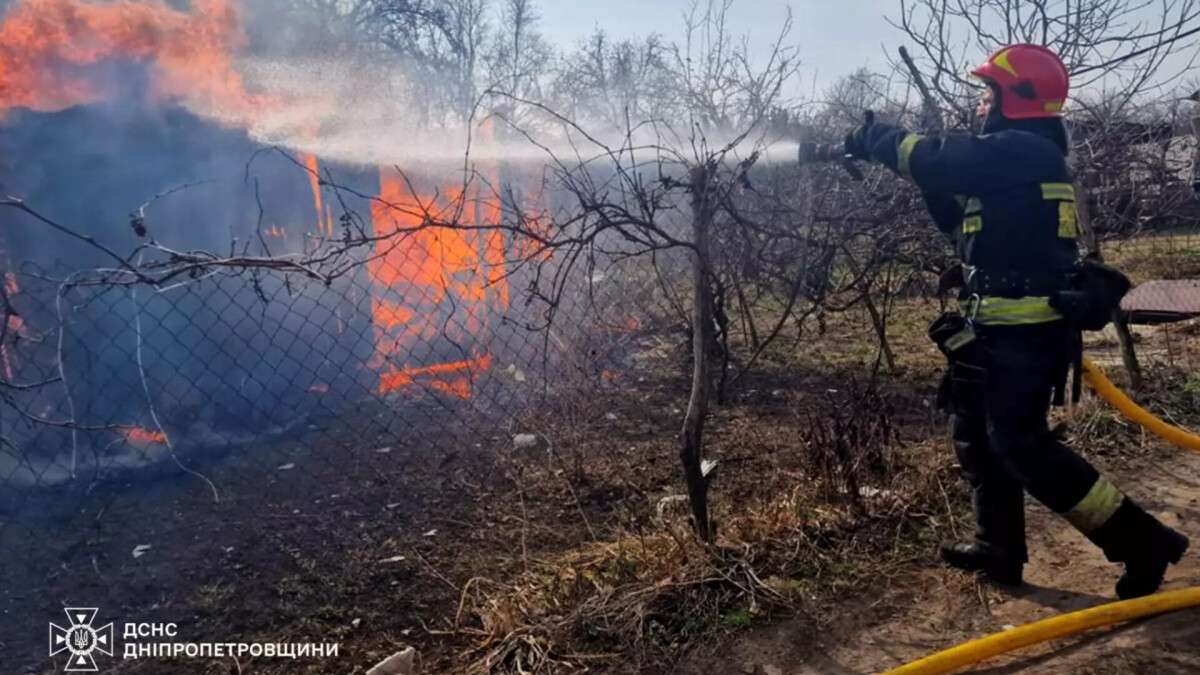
[845,122,1063,196]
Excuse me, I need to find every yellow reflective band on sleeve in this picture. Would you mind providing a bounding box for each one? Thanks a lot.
[1058,201,1079,238]
[964,296,1063,326]
[1064,477,1123,533]
[898,134,924,178]
[962,215,983,234]
[1041,182,1076,201]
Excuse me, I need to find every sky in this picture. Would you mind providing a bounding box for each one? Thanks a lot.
[540,0,898,93]
[538,0,1200,100]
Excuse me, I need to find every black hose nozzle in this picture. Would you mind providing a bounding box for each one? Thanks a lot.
[797,142,864,181]
[797,142,846,164]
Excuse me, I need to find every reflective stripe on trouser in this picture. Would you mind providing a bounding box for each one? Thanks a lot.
[1063,476,1124,533]
[962,296,1063,326]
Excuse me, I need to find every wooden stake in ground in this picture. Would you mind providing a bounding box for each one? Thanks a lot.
[681,162,715,541]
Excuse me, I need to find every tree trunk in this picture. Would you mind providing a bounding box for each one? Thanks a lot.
[681,164,714,541]
[1112,310,1144,391]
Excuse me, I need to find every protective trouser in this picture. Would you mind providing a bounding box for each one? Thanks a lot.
[946,321,1176,566]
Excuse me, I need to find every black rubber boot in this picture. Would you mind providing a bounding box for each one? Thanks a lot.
[1115,527,1189,600]
[939,542,1024,586]
[1088,499,1190,600]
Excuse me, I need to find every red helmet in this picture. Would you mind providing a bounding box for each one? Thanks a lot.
[971,44,1069,119]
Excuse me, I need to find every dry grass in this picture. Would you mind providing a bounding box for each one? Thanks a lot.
[441,339,958,673]
[1106,231,1200,282]
[451,453,955,674]
[425,297,959,674]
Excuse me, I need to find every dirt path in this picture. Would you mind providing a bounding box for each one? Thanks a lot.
[684,449,1200,675]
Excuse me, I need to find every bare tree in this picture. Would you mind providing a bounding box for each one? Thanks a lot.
[550,30,676,131]
[483,0,803,540]
[890,0,1200,121]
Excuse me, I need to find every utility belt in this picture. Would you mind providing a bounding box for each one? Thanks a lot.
[957,261,1132,330]
[964,268,1071,298]
[931,260,1132,411]
[928,309,1077,409]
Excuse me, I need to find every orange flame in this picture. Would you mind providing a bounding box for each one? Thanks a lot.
[378,354,493,399]
[368,168,510,397]
[300,152,336,237]
[514,183,555,263]
[122,426,166,444]
[262,225,286,239]
[0,0,266,120]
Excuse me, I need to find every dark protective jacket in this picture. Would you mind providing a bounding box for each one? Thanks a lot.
[862,123,1080,325]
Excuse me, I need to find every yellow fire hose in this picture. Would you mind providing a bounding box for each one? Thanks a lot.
[1080,357,1200,453]
[884,587,1200,675]
[883,357,1200,675]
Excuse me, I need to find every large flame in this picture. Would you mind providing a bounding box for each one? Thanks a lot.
[368,168,508,398]
[0,0,523,403]
[0,0,264,119]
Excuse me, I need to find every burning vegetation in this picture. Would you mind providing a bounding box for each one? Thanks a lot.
[0,0,522,410]
[0,0,262,118]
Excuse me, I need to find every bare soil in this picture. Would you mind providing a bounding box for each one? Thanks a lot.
[677,445,1200,675]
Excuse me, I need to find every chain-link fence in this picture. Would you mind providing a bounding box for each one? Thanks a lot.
[0,152,692,668]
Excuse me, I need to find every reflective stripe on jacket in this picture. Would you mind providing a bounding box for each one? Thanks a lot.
[864,123,1078,325]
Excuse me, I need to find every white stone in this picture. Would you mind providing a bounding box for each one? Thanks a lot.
[367,647,417,675]
[513,433,538,449]
[655,495,690,525]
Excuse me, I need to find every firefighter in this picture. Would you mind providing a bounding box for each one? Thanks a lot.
[842,44,1189,599]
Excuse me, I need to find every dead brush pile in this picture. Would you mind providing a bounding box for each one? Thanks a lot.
[1068,362,1200,459]
[450,382,960,674]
